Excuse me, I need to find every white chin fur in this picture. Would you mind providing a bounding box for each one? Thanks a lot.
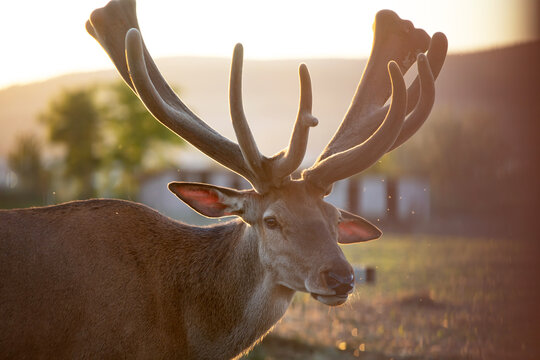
[312,294,349,306]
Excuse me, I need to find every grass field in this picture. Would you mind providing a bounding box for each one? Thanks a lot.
[243,235,540,359]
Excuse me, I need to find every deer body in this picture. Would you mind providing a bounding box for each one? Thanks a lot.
[0,199,292,359]
[0,0,447,358]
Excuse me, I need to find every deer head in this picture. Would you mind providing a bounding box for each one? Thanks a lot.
[87,0,447,306]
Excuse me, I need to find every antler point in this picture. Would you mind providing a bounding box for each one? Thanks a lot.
[417,53,428,62]
[234,43,244,52]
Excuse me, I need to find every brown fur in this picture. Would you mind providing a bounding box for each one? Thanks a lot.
[0,199,293,359]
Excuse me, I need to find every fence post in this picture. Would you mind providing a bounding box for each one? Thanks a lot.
[386,177,398,224]
[347,177,360,214]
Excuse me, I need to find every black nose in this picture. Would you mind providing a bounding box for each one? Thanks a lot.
[322,270,355,295]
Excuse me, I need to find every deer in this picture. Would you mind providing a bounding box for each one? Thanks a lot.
[0,0,447,358]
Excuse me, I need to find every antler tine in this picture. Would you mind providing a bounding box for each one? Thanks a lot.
[401,32,448,114]
[388,52,434,151]
[271,64,318,180]
[85,0,139,91]
[317,31,447,162]
[302,61,407,190]
[382,32,447,152]
[229,44,265,178]
[229,47,318,188]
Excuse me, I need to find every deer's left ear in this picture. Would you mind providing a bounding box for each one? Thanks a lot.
[338,209,382,244]
[168,182,249,218]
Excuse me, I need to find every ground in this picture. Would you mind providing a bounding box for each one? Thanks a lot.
[243,235,540,359]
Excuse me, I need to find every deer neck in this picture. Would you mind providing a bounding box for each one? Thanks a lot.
[177,219,294,358]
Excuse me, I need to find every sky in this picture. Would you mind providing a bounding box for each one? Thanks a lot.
[0,0,538,90]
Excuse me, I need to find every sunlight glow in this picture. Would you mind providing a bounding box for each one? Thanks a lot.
[0,0,537,89]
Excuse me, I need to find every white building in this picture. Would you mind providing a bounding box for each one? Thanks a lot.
[139,165,430,226]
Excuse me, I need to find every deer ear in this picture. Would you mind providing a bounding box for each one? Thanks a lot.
[338,209,382,244]
[168,182,247,218]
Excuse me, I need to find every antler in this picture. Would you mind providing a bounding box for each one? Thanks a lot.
[302,10,447,191]
[229,43,318,187]
[87,0,254,182]
[302,61,407,190]
[88,2,445,194]
[87,0,316,193]
[271,63,319,180]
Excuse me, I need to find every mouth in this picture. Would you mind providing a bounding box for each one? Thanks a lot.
[310,293,349,306]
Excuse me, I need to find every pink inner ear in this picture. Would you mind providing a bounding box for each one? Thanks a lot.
[179,188,227,210]
[339,221,372,238]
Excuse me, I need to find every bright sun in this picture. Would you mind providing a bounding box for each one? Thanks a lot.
[0,0,536,90]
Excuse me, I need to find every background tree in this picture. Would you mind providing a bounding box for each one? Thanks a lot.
[395,110,520,220]
[40,88,101,199]
[100,81,181,199]
[38,83,182,202]
[6,133,50,206]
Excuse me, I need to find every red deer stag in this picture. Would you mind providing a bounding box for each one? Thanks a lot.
[0,0,447,358]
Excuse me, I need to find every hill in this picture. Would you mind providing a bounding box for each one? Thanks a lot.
[0,41,538,162]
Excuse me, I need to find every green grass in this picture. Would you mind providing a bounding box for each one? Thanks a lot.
[343,235,529,300]
[244,235,539,359]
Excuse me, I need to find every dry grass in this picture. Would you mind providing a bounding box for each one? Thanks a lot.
[244,235,540,359]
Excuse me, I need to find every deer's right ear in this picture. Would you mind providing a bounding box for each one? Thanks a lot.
[168,182,248,218]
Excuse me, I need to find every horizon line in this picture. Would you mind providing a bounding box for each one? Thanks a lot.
[1,38,537,92]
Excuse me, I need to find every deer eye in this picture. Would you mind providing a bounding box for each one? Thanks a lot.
[264,216,280,229]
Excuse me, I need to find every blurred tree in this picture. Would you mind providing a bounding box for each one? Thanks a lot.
[7,133,50,205]
[100,81,181,199]
[37,82,183,202]
[40,88,101,199]
[395,110,519,219]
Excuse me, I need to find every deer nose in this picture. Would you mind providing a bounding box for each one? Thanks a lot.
[322,269,355,295]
